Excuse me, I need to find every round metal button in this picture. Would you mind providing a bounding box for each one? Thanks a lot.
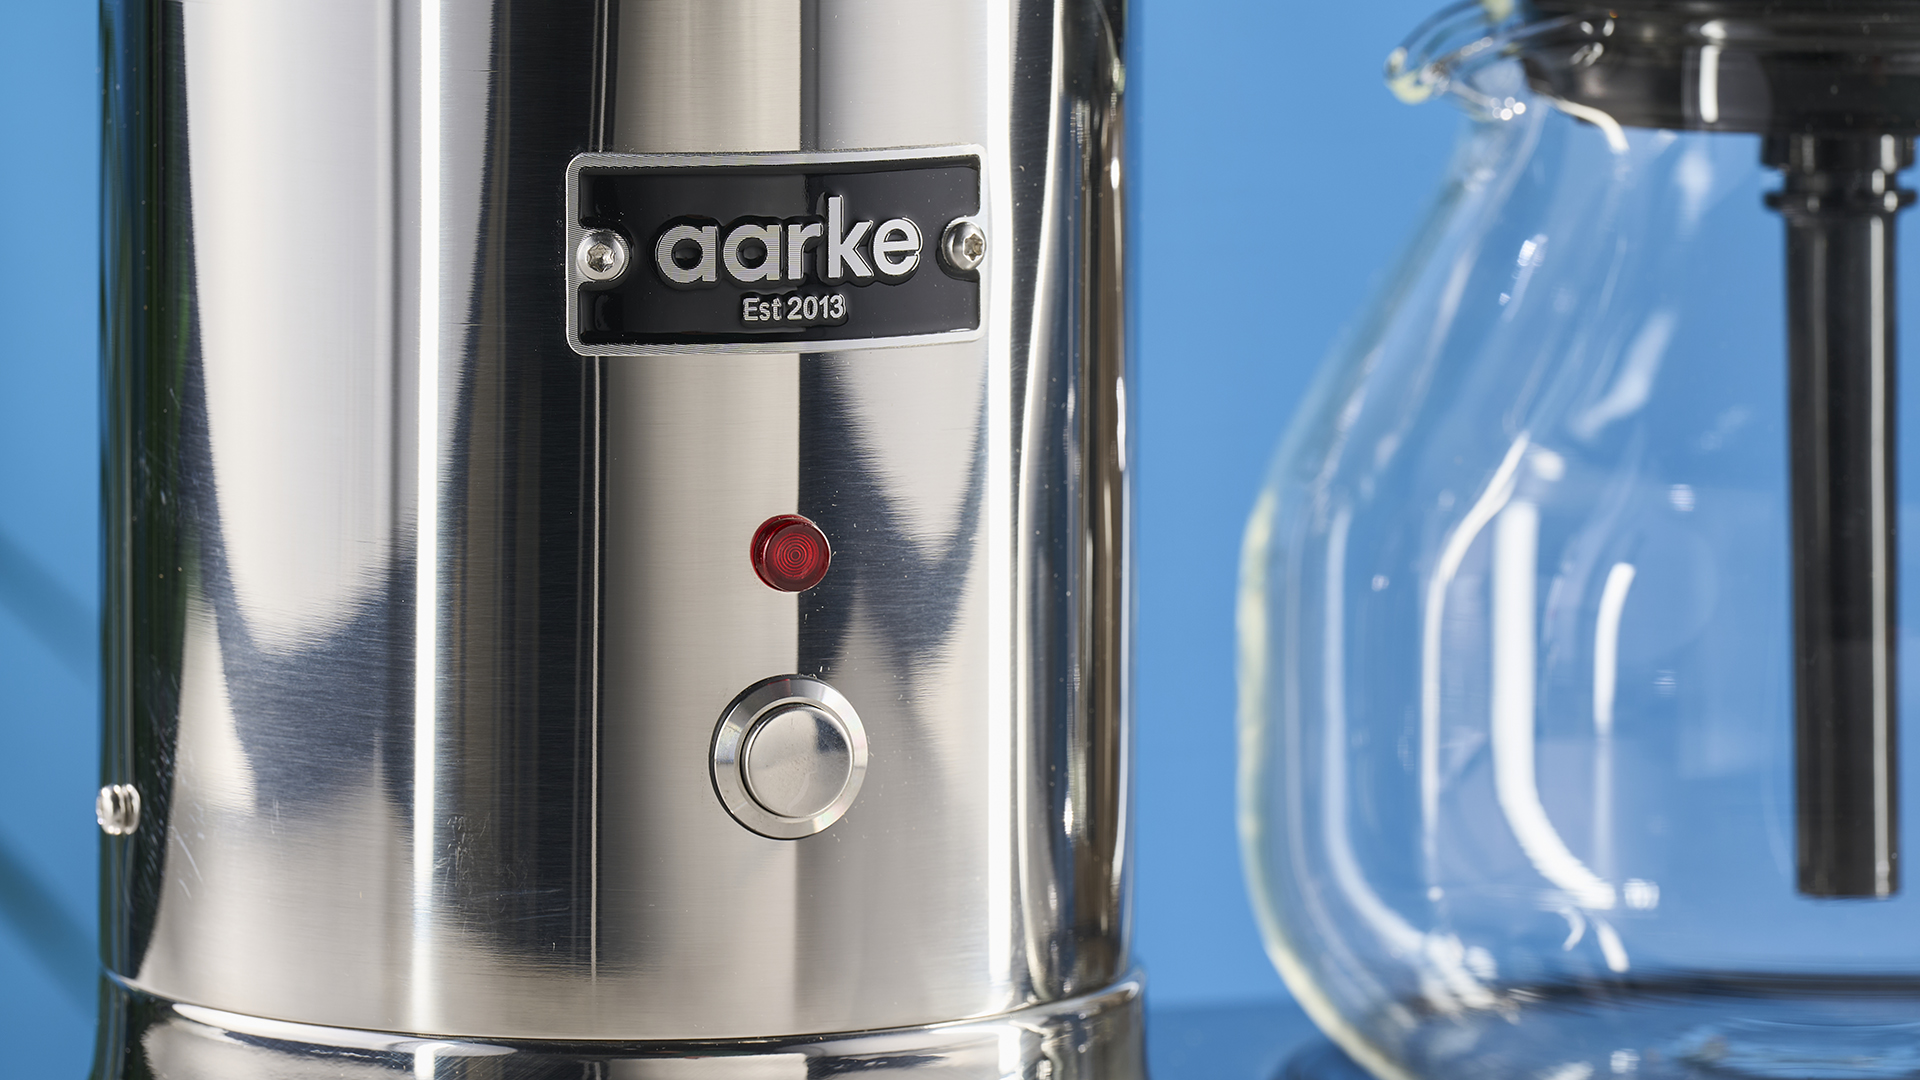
[742,705,853,819]
[711,676,868,840]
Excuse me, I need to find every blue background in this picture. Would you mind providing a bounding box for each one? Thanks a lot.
[0,0,1453,1073]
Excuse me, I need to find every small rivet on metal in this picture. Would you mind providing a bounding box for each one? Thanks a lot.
[940,218,987,273]
[97,784,141,836]
[577,228,631,283]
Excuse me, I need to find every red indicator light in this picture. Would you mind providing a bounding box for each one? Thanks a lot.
[751,515,831,592]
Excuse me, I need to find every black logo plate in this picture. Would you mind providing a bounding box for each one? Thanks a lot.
[566,148,983,353]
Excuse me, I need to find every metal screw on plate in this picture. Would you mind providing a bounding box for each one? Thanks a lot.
[940,218,986,273]
[577,229,630,283]
[97,784,141,836]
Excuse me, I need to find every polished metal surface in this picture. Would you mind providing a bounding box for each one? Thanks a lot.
[94,973,1145,1080]
[746,707,851,817]
[95,785,140,837]
[711,675,869,840]
[103,0,1128,1049]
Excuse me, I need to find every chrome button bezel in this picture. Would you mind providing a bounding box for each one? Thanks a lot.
[711,675,869,840]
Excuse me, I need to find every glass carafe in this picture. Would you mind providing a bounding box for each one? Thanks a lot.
[1241,3,1920,1078]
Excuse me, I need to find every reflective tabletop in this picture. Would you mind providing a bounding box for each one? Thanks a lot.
[1148,998,1370,1080]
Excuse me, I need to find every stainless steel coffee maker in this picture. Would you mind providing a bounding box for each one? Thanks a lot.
[93,2,1136,1076]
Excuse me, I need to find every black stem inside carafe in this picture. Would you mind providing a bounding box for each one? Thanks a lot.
[1768,134,1911,898]
[1520,0,1920,899]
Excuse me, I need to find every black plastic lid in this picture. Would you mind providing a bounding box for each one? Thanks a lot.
[1517,1,1920,133]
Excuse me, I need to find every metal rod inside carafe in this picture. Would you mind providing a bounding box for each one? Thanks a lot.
[1769,133,1909,898]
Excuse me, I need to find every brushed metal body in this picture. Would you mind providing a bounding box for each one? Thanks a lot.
[100,0,1129,1056]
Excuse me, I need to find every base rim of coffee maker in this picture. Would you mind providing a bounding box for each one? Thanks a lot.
[90,971,1146,1080]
